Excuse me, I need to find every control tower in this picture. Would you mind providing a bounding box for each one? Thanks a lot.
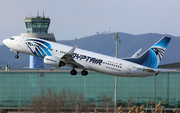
[21,12,56,68]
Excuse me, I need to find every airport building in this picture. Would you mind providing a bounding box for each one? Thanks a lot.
[0,69,180,110]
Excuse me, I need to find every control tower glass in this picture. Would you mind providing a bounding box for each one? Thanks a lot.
[25,17,50,33]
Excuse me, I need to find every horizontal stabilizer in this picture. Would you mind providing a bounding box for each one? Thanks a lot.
[142,68,157,73]
[131,48,142,58]
[156,68,179,73]
[136,66,157,73]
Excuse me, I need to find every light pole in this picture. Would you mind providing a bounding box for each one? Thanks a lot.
[113,32,121,113]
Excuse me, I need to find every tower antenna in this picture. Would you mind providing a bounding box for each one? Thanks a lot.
[29,9,31,17]
[37,11,39,17]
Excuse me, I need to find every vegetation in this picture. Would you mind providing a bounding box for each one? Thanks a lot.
[1,89,178,113]
[22,89,113,112]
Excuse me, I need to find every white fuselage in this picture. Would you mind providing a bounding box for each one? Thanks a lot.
[3,36,157,77]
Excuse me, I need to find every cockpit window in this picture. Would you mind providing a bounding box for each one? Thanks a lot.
[10,38,14,40]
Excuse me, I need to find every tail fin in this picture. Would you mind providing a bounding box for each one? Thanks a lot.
[124,37,171,69]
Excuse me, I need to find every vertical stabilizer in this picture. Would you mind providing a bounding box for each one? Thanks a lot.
[124,37,171,69]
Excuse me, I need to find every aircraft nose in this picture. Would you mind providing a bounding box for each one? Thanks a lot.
[3,39,8,45]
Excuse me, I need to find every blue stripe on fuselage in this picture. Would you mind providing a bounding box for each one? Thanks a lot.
[34,42,52,56]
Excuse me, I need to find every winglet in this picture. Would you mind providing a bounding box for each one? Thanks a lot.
[67,44,77,55]
[63,44,77,59]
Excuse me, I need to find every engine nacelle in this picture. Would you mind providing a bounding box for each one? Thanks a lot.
[44,56,65,67]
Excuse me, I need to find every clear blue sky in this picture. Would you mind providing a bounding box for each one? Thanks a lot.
[0,0,180,45]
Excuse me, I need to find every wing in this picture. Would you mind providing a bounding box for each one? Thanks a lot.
[60,45,84,68]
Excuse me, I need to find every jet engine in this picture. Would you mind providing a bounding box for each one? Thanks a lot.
[44,56,65,67]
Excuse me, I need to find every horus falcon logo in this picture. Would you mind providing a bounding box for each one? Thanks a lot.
[151,47,165,61]
[25,39,52,57]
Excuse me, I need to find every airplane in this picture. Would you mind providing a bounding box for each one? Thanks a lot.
[131,48,142,58]
[3,36,172,77]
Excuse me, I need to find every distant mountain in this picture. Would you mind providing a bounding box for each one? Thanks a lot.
[58,33,180,64]
[0,33,180,69]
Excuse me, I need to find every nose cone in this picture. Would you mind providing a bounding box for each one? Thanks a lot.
[3,39,8,45]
